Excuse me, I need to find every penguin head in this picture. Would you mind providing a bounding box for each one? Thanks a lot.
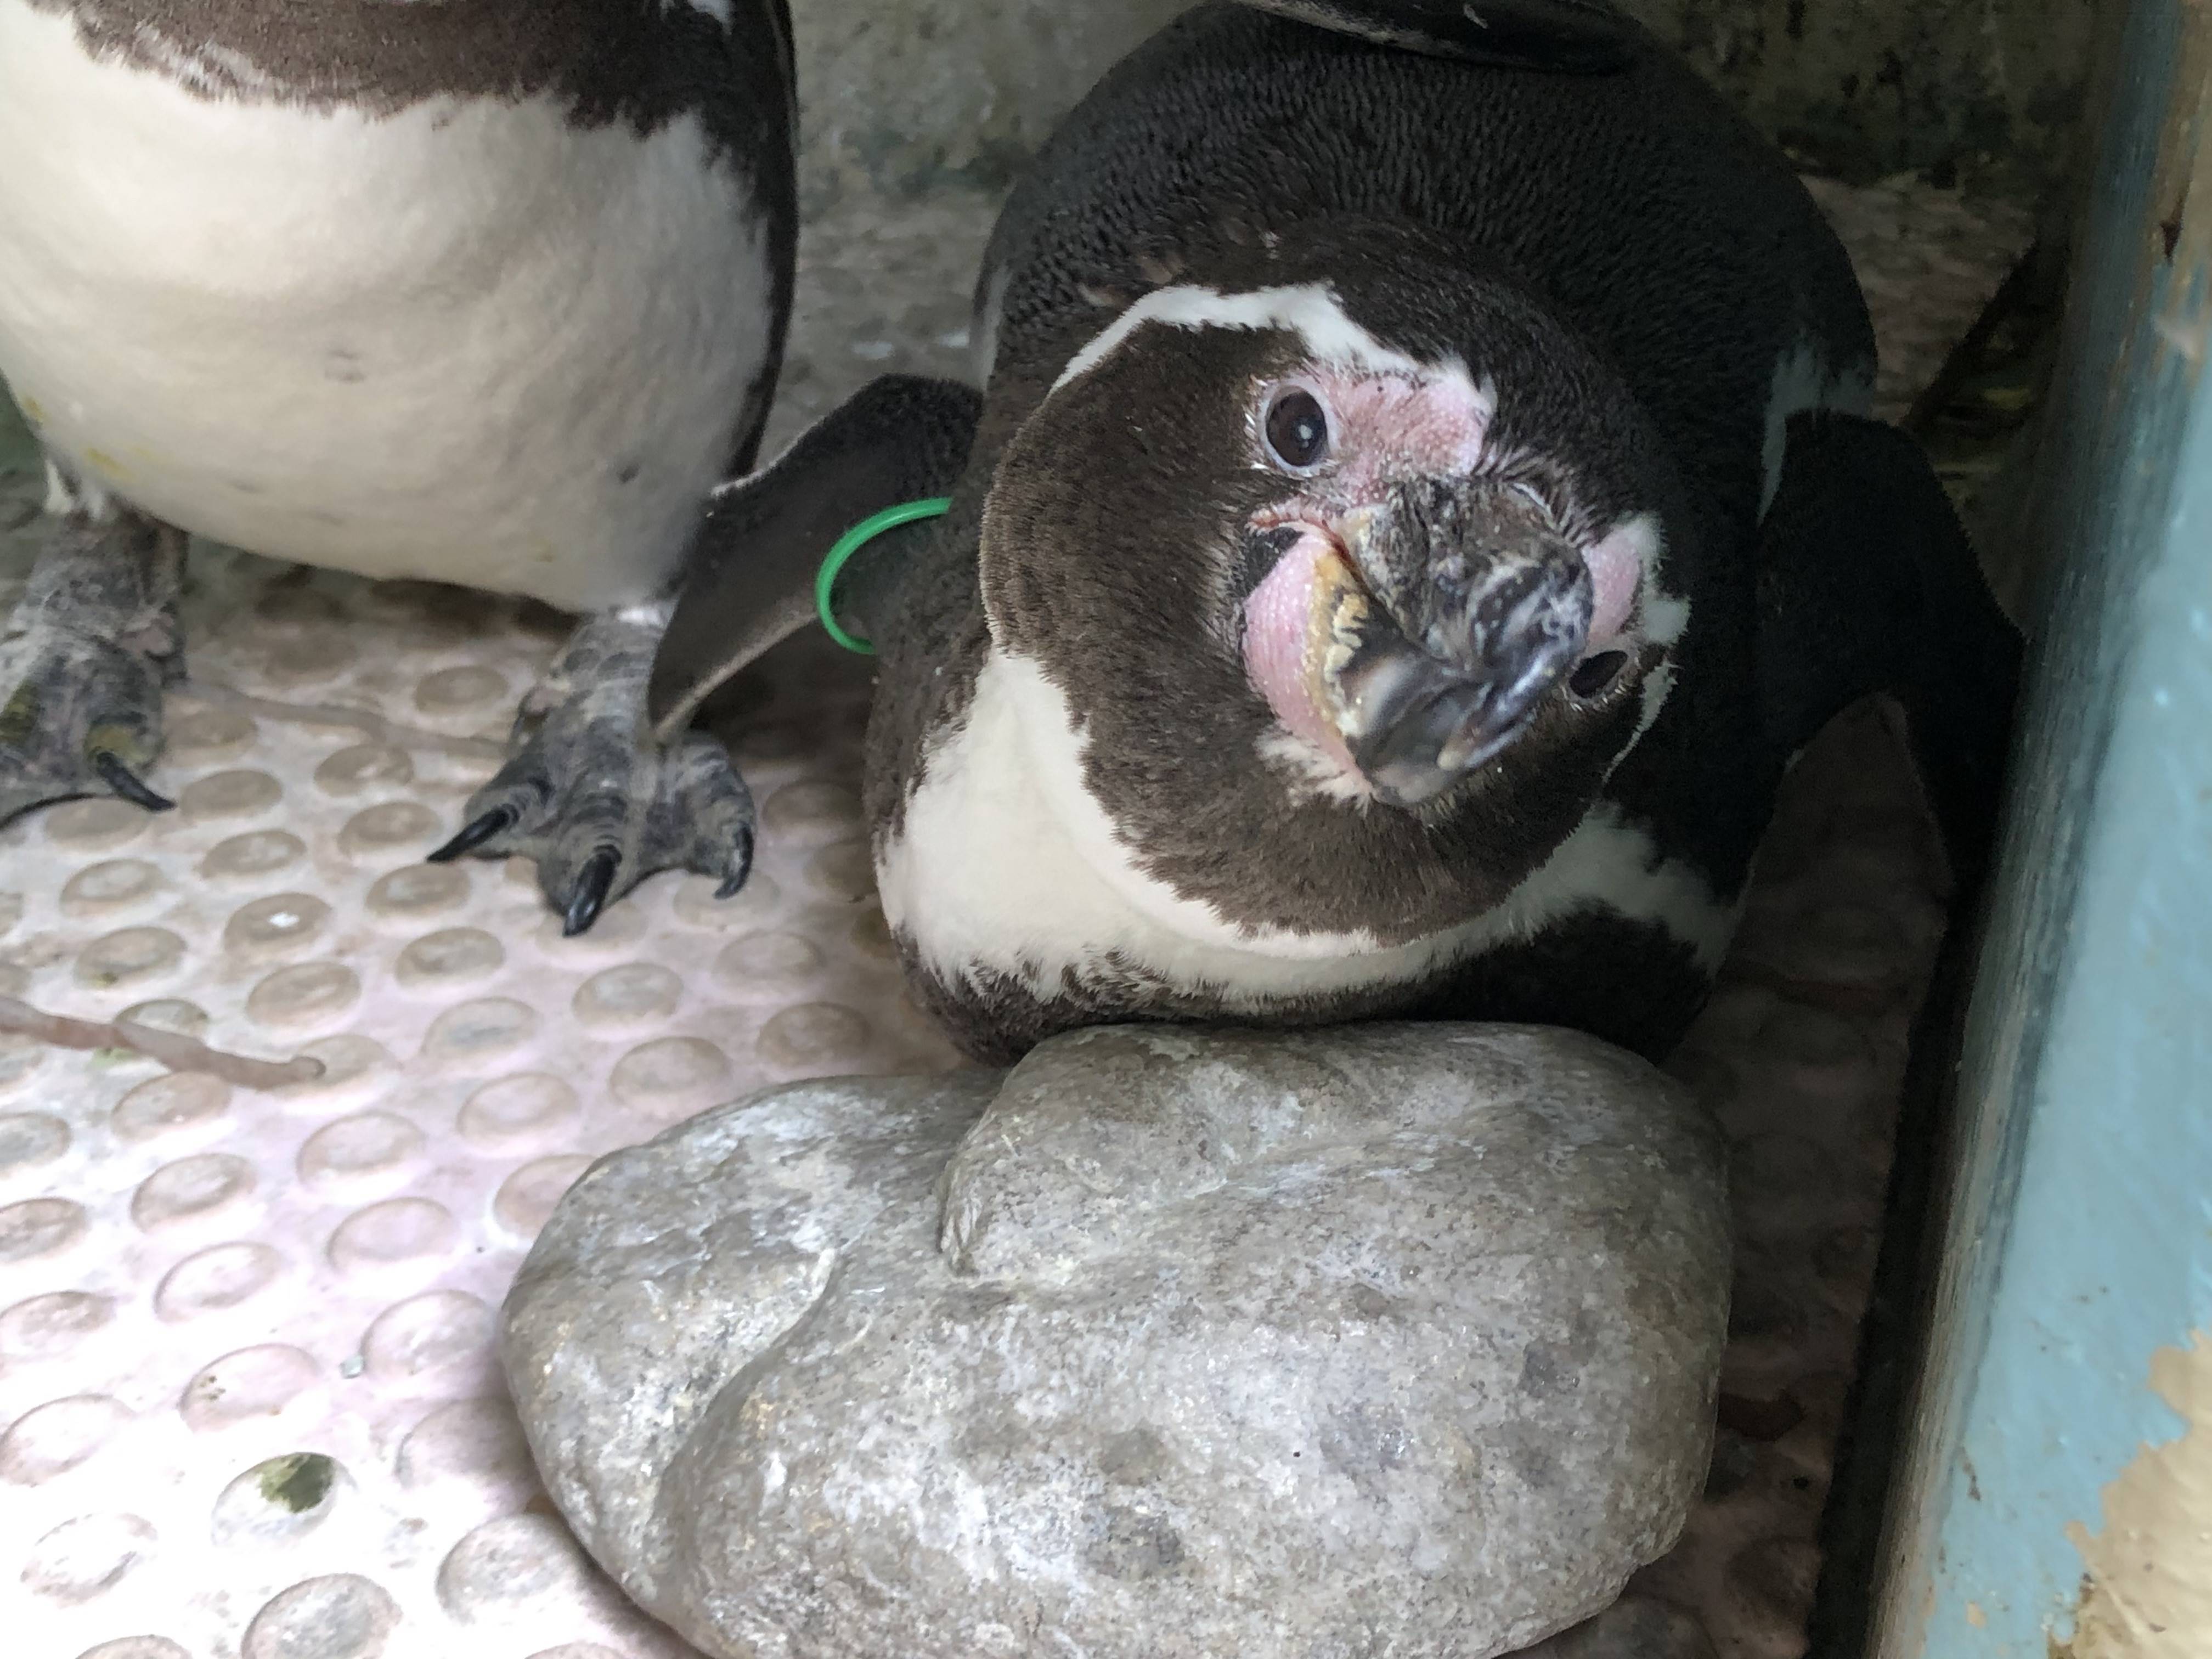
[1227,369,1656,811]
[978,224,1691,939]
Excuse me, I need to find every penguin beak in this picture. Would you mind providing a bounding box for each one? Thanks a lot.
[1317,479,1595,807]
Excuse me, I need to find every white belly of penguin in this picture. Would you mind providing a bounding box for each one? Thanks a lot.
[879,651,1738,1009]
[0,1,775,612]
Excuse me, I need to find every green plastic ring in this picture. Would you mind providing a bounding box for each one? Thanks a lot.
[815,497,953,654]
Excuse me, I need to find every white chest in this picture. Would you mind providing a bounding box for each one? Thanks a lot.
[876,650,1737,1011]
[0,1,778,611]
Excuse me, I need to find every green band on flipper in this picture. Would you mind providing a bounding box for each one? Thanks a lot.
[814,497,953,655]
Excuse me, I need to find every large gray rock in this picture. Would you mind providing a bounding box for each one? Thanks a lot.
[503,1023,1731,1659]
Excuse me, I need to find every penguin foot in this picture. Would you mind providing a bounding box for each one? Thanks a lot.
[0,512,186,826]
[430,608,756,935]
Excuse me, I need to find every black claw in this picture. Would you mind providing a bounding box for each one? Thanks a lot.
[714,830,755,901]
[90,750,174,812]
[563,847,620,938]
[428,805,517,864]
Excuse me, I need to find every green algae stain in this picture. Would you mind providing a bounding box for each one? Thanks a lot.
[256,1452,336,1514]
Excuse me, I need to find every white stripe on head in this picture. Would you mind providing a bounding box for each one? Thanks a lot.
[1761,336,1875,518]
[1052,283,1431,394]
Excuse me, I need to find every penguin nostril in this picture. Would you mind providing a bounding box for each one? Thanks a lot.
[1568,650,1628,699]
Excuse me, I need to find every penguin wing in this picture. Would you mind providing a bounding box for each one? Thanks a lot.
[648,375,985,741]
[1756,410,2023,896]
[1232,0,1638,70]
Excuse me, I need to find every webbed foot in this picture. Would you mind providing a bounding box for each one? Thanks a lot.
[430,607,755,935]
[0,511,185,825]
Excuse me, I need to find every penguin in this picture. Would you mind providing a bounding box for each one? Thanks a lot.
[648,0,2023,1066]
[0,0,795,934]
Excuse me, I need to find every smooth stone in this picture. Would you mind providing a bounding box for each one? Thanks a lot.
[504,1023,1730,1659]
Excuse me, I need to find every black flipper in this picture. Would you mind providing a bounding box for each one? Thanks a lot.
[1232,0,1638,71]
[1756,410,2023,895]
[647,374,985,741]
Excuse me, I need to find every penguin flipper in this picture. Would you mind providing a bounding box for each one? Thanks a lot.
[1757,410,2023,895]
[1231,0,1638,71]
[648,374,985,742]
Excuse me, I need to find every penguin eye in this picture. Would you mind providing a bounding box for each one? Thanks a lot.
[1263,387,1331,472]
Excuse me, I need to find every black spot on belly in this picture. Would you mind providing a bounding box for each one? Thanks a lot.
[615,460,641,485]
[323,349,365,385]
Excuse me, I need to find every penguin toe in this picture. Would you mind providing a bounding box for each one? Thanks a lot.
[432,698,760,934]
[559,847,621,939]
[0,616,177,826]
[426,803,516,865]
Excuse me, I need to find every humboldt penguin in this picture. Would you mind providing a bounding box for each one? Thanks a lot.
[649,0,2021,1064]
[0,0,795,933]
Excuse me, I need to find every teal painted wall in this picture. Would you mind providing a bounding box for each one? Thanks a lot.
[1874,0,2212,1649]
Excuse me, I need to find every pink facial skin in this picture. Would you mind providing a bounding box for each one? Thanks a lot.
[1239,365,1650,775]
[1580,520,1644,653]
[1283,369,1495,499]
[1243,524,1360,776]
